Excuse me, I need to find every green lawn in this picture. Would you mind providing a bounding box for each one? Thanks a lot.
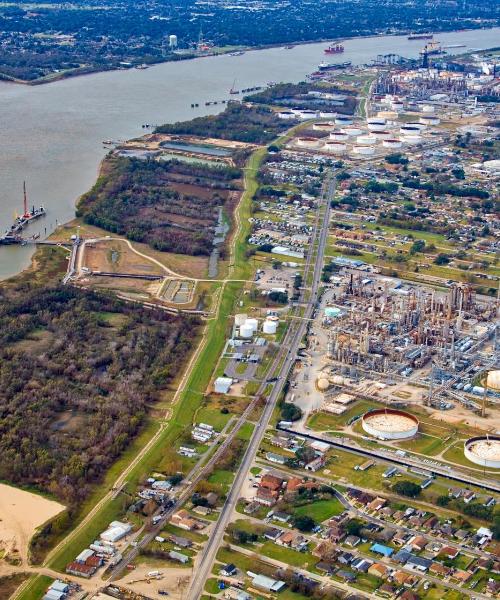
[237,422,255,441]
[307,400,380,430]
[294,498,344,522]
[260,541,317,569]
[12,575,53,600]
[208,469,235,486]
[196,406,232,431]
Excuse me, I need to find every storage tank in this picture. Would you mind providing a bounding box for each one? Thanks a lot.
[357,135,377,145]
[319,111,337,118]
[169,34,178,49]
[263,319,278,334]
[407,121,426,131]
[400,125,421,135]
[235,313,248,326]
[341,126,363,137]
[335,116,353,126]
[422,104,435,113]
[297,137,319,148]
[352,145,375,155]
[402,134,422,144]
[370,130,392,140]
[323,141,347,154]
[313,122,335,131]
[329,131,349,141]
[362,409,419,440]
[391,101,404,112]
[464,436,500,469]
[367,118,386,131]
[245,318,259,333]
[377,110,398,120]
[383,138,403,149]
[240,323,254,339]
[420,115,440,125]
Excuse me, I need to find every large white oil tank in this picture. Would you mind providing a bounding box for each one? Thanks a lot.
[240,324,254,338]
[402,134,422,144]
[391,101,404,112]
[263,319,278,334]
[319,111,337,118]
[420,115,440,125]
[367,118,386,131]
[245,318,259,333]
[235,313,248,326]
[323,141,347,153]
[370,130,392,140]
[341,126,363,137]
[400,125,421,135]
[352,145,375,155]
[407,121,426,131]
[422,104,435,113]
[383,138,403,149]
[297,137,319,148]
[357,135,377,145]
[335,116,353,126]
[329,131,348,141]
[313,122,335,132]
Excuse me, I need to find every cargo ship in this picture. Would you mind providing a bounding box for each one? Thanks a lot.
[420,41,446,55]
[324,43,344,54]
[408,32,433,40]
[318,60,352,71]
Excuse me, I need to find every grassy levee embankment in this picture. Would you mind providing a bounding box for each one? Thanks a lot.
[14,139,269,600]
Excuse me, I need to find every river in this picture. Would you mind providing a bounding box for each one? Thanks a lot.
[0,27,498,279]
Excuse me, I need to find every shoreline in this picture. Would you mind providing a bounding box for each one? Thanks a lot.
[1,23,497,87]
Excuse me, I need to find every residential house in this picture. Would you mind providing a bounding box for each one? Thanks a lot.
[463,490,476,504]
[378,583,396,597]
[371,543,394,558]
[351,557,372,573]
[345,535,360,547]
[368,497,387,512]
[438,546,459,560]
[260,474,284,492]
[170,510,204,531]
[220,564,238,577]
[451,570,472,584]
[430,562,452,578]
[338,570,356,583]
[368,563,390,579]
[255,487,278,506]
[410,535,427,552]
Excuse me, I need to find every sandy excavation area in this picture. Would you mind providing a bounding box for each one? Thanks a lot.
[0,483,65,562]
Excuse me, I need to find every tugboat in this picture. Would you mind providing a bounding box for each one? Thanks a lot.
[324,43,344,54]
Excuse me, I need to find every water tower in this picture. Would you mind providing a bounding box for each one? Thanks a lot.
[169,34,178,50]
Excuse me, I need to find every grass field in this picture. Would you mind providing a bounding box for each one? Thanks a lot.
[13,575,53,600]
[307,400,380,430]
[294,498,344,522]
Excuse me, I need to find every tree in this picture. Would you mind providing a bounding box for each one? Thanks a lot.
[436,495,451,507]
[393,481,421,498]
[294,515,316,532]
[281,402,302,422]
[434,253,450,265]
[410,240,426,255]
[345,519,364,536]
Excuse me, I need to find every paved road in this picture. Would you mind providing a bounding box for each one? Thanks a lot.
[187,174,336,599]
[278,427,500,494]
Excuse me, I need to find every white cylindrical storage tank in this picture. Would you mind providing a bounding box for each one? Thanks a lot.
[319,111,337,119]
[313,122,335,131]
[362,409,419,441]
[323,141,347,154]
[464,436,500,469]
[402,134,422,145]
[169,34,178,49]
[297,137,319,148]
[245,318,259,333]
[400,125,421,136]
[352,145,375,155]
[420,115,440,125]
[278,110,296,120]
[298,110,317,120]
[330,131,349,141]
[422,104,435,113]
[235,313,248,326]
[391,101,404,112]
[357,135,377,145]
[407,121,426,131]
[370,130,392,140]
[383,138,403,149]
[263,319,278,334]
[240,324,254,338]
[341,126,363,137]
[335,116,353,126]
[367,118,386,131]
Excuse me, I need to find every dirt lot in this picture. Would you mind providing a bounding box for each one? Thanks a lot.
[82,240,165,275]
[0,484,64,563]
[119,563,193,599]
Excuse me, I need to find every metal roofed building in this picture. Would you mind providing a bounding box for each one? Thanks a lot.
[250,573,286,592]
[214,376,233,394]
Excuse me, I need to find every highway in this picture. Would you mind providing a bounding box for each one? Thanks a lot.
[186,174,336,599]
[107,175,333,580]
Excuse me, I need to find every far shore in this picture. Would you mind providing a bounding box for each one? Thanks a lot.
[0,24,497,87]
